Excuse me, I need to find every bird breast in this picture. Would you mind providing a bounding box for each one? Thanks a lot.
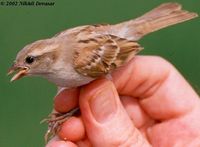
[44,61,94,87]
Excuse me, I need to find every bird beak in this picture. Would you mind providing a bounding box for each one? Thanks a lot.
[7,64,29,82]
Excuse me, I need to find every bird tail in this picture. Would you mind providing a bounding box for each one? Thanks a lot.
[113,3,198,40]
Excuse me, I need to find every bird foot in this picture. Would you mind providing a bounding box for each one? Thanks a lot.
[41,107,80,142]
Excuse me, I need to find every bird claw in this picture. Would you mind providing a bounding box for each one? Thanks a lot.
[41,107,80,143]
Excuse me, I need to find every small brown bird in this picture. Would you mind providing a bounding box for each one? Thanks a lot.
[8,3,198,141]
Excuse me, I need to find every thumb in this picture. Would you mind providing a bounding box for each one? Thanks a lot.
[79,79,151,147]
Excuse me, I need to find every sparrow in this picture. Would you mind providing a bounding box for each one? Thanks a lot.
[8,2,198,141]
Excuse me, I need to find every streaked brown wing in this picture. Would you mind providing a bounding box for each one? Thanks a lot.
[73,35,143,77]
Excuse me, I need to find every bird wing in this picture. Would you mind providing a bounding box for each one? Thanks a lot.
[73,34,143,78]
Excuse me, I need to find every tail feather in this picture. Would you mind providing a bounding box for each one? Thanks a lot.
[113,3,198,40]
[138,3,182,20]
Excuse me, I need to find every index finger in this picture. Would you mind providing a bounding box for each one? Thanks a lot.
[112,56,199,120]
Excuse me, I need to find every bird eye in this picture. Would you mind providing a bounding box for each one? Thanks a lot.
[25,56,35,64]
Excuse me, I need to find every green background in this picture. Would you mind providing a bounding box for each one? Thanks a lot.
[0,0,199,146]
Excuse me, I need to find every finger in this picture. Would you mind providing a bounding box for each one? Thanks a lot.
[80,79,151,147]
[54,88,79,113]
[112,56,199,120]
[120,96,156,139]
[120,96,154,129]
[46,136,78,147]
[58,117,85,142]
[76,137,92,147]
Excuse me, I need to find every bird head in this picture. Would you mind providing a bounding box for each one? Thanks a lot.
[8,39,60,82]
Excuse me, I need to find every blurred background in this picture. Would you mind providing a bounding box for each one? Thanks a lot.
[0,0,199,146]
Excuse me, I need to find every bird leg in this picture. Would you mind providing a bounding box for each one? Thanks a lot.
[41,107,80,142]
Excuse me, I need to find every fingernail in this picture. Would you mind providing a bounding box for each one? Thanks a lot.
[89,82,117,123]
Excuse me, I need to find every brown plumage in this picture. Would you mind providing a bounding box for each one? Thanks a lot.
[113,2,198,40]
[74,34,142,77]
[70,3,197,78]
[8,3,198,87]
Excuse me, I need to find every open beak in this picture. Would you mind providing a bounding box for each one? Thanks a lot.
[7,64,29,82]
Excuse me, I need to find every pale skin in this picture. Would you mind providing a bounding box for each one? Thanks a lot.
[46,56,200,147]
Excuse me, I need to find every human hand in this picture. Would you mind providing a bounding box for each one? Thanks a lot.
[46,56,200,147]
